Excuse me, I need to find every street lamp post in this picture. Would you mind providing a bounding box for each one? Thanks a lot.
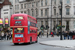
[50,0,52,34]
[60,0,63,40]
[47,16,48,38]
[57,13,58,33]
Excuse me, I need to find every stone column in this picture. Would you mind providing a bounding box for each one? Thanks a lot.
[43,8,45,17]
[69,19,74,31]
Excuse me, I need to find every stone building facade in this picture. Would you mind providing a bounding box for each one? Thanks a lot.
[0,0,13,26]
[13,0,75,34]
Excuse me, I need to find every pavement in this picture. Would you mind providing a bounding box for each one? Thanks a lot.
[40,39,75,49]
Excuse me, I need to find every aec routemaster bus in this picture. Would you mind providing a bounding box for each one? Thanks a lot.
[10,14,38,45]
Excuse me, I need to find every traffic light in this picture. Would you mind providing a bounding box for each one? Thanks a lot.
[40,25,45,30]
[46,25,49,30]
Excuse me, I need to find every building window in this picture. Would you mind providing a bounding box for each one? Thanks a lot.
[3,9,9,11]
[66,8,70,15]
[15,5,19,10]
[54,0,56,5]
[21,4,23,9]
[24,11,26,14]
[41,9,43,16]
[59,9,61,15]
[32,9,34,16]
[28,3,31,8]
[24,4,26,8]
[45,0,47,5]
[74,21,75,28]
[21,11,23,13]
[4,12,8,14]
[32,2,34,7]
[45,8,49,16]
[54,9,56,15]
[28,3,29,8]
[41,0,43,6]
[41,21,43,25]
[36,9,38,16]
[45,21,48,25]
[36,2,38,7]
[45,9,47,16]
[28,10,30,15]
[66,0,70,4]
[74,7,75,15]
[15,12,19,14]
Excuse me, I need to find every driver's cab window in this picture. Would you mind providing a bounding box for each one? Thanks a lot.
[14,28,24,33]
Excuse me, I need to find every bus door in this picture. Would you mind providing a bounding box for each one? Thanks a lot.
[30,28,37,41]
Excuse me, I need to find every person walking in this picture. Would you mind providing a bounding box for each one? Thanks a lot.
[39,31,42,38]
[72,31,75,39]
[69,31,73,40]
[0,32,1,40]
[63,31,67,40]
[1,31,4,40]
[66,31,69,40]
[4,32,6,40]
[51,32,54,37]
[11,31,12,39]
[7,33,9,40]
[9,32,11,40]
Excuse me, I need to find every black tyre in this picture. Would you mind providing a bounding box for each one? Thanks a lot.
[30,37,32,44]
[14,43,19,45]
[35,37,38,43]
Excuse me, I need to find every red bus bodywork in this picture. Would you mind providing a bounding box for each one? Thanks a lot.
[10,14,37,44]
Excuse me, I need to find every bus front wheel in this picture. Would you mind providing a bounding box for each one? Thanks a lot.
[35,37,38,43]
[14,43,19,45]
[30,37,32,44]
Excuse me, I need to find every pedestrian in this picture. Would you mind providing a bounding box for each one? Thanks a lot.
[11,31,12,39]
[7,33,9,40]
[59,31,61,36]
[38,31,42,38]
[63,31,67,40]
[0,32,1,40]
[66,31,69,40]
[72,31,75,39]
[51,32,54,37]
[9,32,11,40]
[37,31,39,37]
[57,32,59,36]
[69,31,73,40]
[4,32,6,40]
[1,31,4,40]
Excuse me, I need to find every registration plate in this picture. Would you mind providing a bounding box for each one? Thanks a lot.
[15,34,23,37]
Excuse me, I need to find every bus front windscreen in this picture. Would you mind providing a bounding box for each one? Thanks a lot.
[14,28,24,33]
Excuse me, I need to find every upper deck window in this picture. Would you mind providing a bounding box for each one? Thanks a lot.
[14,16,23,20]
[28,17,36,23]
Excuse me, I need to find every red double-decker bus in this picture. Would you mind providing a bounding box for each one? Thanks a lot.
[10,14,38,45]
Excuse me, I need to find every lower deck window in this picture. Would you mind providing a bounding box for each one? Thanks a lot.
[14,28,24,33]
[30,29,36,33]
